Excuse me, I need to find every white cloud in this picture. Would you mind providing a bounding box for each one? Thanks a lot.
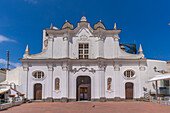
[0,59,21,68]
[24,0,38,4]
[0,35,15,43]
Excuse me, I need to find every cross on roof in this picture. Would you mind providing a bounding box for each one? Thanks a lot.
[82,11,85,16]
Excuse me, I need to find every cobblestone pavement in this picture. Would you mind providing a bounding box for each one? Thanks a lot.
[1,101,170,113]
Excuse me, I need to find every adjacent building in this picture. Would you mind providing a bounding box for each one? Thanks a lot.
[0,69,6,83]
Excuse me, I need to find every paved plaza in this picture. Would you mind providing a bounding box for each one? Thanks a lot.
[1,101,170,113]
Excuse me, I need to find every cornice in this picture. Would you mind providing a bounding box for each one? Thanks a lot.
[19,58,147,63]
[46,27,121,35]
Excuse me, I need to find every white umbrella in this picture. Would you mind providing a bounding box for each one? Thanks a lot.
[148,73,170,99]
[149,73,170,82]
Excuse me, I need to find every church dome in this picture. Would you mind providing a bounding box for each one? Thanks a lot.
[61,21,74,29]
[94,21,106,30]
[80,16,87,22]
[53,27,58,30]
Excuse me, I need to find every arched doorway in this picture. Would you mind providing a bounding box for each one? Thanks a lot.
[34,83,42,100]
[76,76,91,101]
[125,82,133,99]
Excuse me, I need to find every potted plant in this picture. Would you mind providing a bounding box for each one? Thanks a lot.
[150,94,155,96]
[19,94,25,96]
[157,94,164,97]
[9,95,15,97]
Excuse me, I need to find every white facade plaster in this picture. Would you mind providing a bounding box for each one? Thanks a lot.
[3,17,167,101]
[167,62,170,72]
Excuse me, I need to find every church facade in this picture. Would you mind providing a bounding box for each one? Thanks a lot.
[5,16,167,102]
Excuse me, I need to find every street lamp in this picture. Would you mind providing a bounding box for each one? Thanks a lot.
[153,67,165,74]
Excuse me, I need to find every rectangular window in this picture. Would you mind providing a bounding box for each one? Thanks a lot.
[38,72,41,78]
[79,43,89,59]
[164,80,170,86]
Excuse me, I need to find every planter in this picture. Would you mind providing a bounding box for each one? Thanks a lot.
[157,94,164,97]
[8,95,15,97]
[167,101,170,105]
[19,94,25,96]
[160,101,168,105]
[150,94,155,96]
[151,99,157,103]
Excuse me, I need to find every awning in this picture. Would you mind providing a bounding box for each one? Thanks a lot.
[149,73,170,82]
[0,89,9,94]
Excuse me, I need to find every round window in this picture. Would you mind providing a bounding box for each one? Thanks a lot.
[33,71,44,79]
[124,70,135,79]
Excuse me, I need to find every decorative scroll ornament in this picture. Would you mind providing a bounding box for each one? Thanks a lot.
[62,65,68,71]
[71,67,96,74]
[114,65,120,71]
[48,34,54,39]
[63,33,69,41]
[47,63,54,71]
[79,35,89,41]
[98,33,105,41]
[139,66,145,71]
[98,64,106,71]
[54,90,61,94]
[44,40,48,47]
[23,63,29,71]
[113,34,120,41]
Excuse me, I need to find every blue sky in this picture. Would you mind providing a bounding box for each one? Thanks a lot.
[0,0,170,69]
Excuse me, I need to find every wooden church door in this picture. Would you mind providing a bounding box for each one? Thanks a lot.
[34,83,42,100]
[125,82,133,99]
[77,76,91,101]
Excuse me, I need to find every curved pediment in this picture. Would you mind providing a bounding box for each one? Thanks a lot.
[46,16,121,35]
[61,21,74,30]
[94,21,106,30]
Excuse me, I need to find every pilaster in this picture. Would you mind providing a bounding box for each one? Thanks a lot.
[22,63,29,98]
[138,61,146,98]
[63,33,69,58]
[47,63,54,100]
[114,64,121,97]
[113,34,120,58]
[48,34,54,58]
[98,63,106,102]
[98,33,105,58]
[61,62,69,102]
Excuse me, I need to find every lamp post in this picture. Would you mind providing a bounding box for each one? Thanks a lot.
[153,67,165,74]
[6,50,10,70]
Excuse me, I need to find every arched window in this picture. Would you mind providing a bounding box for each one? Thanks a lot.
[33,71,44,79]
[124,70,135,79]
[55,78,60,90]
[107,78,112,90]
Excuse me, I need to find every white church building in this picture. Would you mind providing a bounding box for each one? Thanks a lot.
[3,16,167,102]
